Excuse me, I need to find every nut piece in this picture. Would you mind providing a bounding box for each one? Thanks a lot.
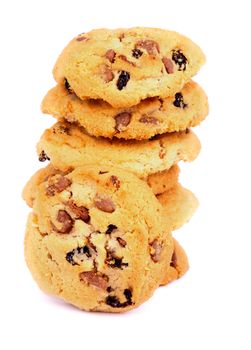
[135,39,160,56]
[55,210,74,234]
[150,239,163,262]
[118,55,136,66]
[139,115,159,125]
[101,65,114,83]
[67,200,90,222]
[162,57,174,74]
[115,112,132,132]
[46,176,72,197]
[94,195,116,213]
[105,49,116,63]
[79,271,109,290]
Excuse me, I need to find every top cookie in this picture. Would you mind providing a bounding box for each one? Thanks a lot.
[53,27,205,108]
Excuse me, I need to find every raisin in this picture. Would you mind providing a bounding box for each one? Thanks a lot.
[105,289,133,308]
[172,50,188,71]
[38,150,50,162]
[170,250,177,268]
[105,295,121,308]
[65,245,93,265]
[124,288,133,304]
[132,48,143,58]
[106,224,117,234]
[117,71,130,90]
[117,237,127,247]
[106,286,113,293]
[106,250,128,269]
[173,92,188,109]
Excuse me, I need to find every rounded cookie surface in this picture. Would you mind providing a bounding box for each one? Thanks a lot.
[161,238,189,286]
[53,27,205,107]
[41,81,208,140]
[37,121,201,178]
[158,183,199,231]
[24,165,173,312]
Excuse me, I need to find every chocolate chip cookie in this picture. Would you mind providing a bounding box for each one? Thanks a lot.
[41,81,208,140]
[24,165,174,312]
[53,27,205,107]
[37,121,201,178]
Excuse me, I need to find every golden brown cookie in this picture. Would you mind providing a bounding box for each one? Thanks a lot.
[24,165,173,312]
[41,81,208,140]
[53,27,205,108]
[161,238,189,286]
[157,183,199,231]
[23,164,180,208]
[37,121,201,178]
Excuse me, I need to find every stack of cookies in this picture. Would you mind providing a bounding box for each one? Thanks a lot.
[23,28,208,313]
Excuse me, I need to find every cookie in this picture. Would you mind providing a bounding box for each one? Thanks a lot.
[23,164,180,208]
[53,27,205,108]
[161,238,189,286]
[147,165,179,195]
[41,81,208,140]
[157,183,199,231]
[24,165,173,312]
[37,121,201,178]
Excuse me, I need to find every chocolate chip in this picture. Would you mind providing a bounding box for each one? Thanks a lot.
[94,195,116,213]
[118,55,136,66]
[172,50,188,71]
[135,40,160,56]
[65,245,93,265]
[67,201,90,223]
[162,57,174,74]
[110,175,121,190]
[64,78,73,93]
[173,92,188,109]
[38,150,50,162]
[105,49,116,63]
[139,115,159,125]
[79,271,109,290]
[106,250,128,269]
[117,71,130,90]
[106,224,117,234]
[170,250,177,268]
[101,65,114,83]
[115,112,132,131]
[117,237,127,247]
[132,48,143,58]
[106,286,113,293]
[46,176,72,196]
[150,239,163,262]
[55,210,74,234]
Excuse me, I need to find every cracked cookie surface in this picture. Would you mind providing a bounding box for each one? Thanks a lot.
[37,121,200,178]
[24,165,173,312]
[41,81,208,140]
[53,27,205,108]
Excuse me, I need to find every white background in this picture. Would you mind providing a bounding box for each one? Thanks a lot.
[1,0,251,349]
